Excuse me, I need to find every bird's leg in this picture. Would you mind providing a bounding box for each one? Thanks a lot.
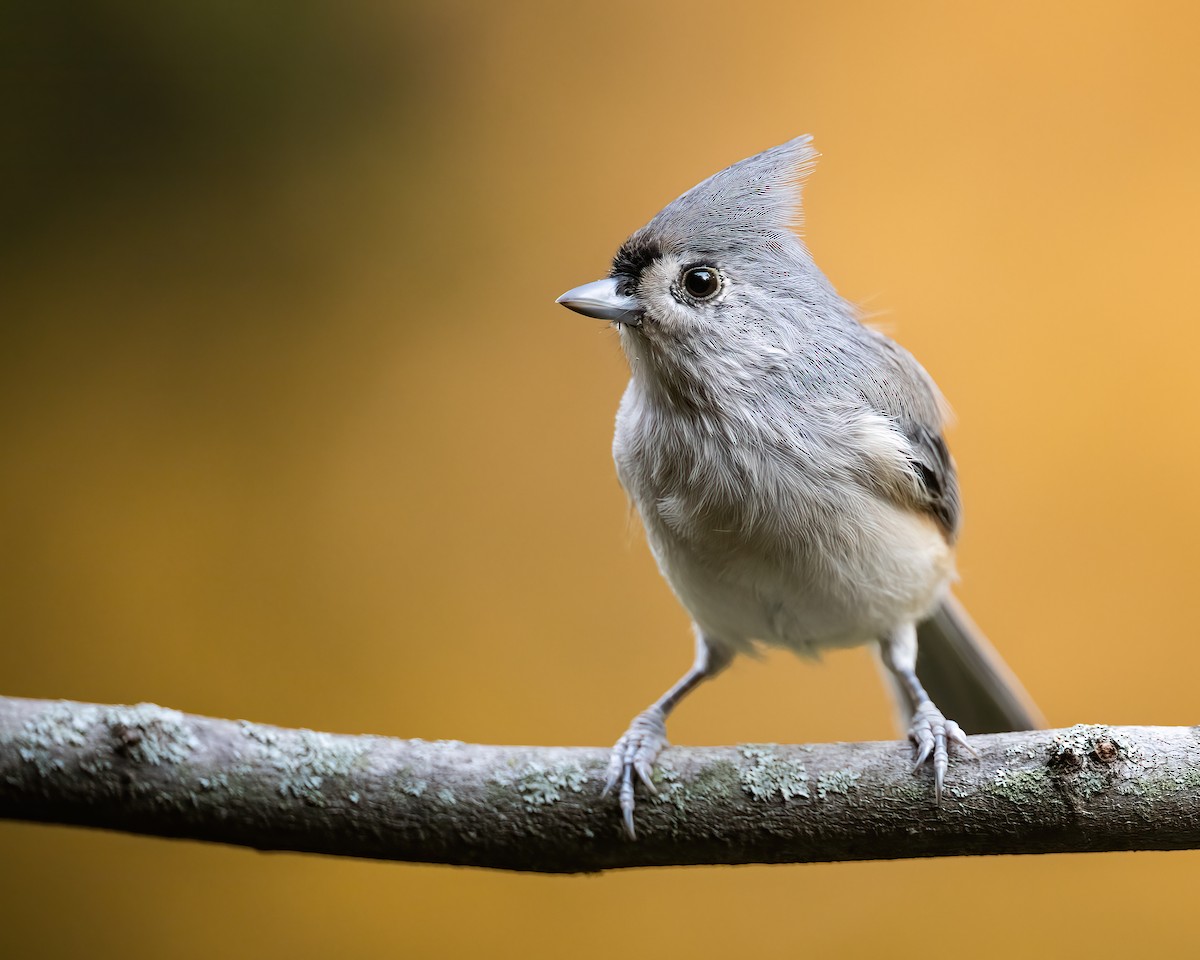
[880,622,974,801]
[605,632,732,838]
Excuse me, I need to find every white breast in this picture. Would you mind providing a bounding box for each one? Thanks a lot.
[615,386,955,657]
[644,490,954,656]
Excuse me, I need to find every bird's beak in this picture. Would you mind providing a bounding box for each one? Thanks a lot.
[555,278,642,325]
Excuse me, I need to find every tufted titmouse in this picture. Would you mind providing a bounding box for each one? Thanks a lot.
[557,137,1041,837]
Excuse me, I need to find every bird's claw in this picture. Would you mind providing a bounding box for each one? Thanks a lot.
[908,700,974,802]
[603,709,668,838]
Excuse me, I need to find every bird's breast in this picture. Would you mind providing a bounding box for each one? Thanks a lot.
[614,396,953,652]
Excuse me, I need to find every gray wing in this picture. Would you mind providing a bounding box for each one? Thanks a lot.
[841,325,962,539]
[899,421,960,540]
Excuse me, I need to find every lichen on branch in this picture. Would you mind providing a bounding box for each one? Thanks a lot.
[3,695,1200,872]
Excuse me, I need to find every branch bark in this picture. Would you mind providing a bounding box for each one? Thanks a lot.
[2,695,1198,872]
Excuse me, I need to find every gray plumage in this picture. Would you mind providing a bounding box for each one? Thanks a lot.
[557,136,1040,836]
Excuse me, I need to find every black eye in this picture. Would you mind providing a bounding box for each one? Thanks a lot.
[682,265,721,300]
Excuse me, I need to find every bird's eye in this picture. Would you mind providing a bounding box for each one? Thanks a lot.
[681,266,721,301]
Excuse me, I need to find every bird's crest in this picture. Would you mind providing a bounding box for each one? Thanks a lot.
[640,136,818,256]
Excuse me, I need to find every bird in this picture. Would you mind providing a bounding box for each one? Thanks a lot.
[556,136,1041,838]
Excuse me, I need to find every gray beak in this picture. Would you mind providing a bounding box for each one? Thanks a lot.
[556,278,642,325]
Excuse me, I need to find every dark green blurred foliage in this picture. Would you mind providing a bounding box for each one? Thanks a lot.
[0,1,438,254]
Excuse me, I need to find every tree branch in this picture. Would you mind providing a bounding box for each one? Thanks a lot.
[2,695,1198,872]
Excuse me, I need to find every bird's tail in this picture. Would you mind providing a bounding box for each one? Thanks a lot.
[880,593,1043,734]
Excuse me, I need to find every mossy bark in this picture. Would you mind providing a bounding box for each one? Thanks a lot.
[2,695,1199,872]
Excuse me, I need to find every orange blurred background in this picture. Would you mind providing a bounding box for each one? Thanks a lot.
[3,1,1199,956]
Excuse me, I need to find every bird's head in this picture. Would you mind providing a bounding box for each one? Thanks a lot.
[557,137,836,371]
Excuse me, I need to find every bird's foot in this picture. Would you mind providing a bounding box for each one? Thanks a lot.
[908,699,975,802]
[603,708,668,838]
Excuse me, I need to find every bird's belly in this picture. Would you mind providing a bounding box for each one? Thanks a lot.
[644,494,954,655]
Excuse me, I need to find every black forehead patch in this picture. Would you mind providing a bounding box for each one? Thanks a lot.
[609,235,662,283]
